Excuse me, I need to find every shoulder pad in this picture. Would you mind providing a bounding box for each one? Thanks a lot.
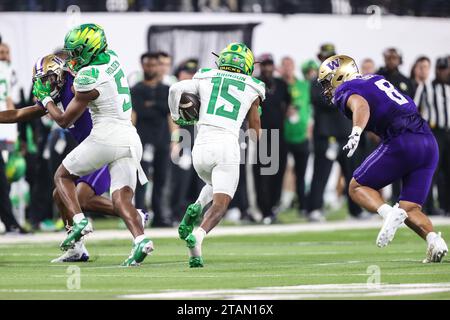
[74,67,100,91]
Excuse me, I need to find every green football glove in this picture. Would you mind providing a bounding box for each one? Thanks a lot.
[175,118,197,126]
[32,78,52,106]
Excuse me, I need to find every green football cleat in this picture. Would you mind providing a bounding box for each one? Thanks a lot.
[185,233,197,248]
[189,256,204,268]
[121,238,154,267]
[60,218,93,251]
[178,203,202,240]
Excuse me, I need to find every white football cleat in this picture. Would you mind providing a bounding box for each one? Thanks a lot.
[423,232,448,263]
[137,209,149,228]
[376,204,408,247]
[51,241,89,263]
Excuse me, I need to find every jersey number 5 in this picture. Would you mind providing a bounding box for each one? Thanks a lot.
[207,77,245,120]
[114,69,132,112]
[374,79,408,105]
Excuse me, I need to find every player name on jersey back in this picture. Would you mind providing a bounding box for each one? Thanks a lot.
[193,68,265,141]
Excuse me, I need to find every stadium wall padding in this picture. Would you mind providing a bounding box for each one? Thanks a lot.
[0,12,449,92]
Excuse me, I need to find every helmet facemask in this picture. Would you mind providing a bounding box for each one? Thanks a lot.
[318,73,335,104]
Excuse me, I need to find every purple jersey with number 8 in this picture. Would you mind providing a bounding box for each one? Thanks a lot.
[334,74,438,205]
[334,74,431,140]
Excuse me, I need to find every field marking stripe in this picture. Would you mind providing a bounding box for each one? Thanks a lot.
[2,217,450,245]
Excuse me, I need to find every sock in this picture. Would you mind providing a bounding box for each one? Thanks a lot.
[134,234,146,244]
[72,213,85,224]
[377,204,391,219]
[426,232,437,245]
[196,185,213,209]
[189,227,206,257]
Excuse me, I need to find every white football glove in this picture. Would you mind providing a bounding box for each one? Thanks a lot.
[343,126,362,158]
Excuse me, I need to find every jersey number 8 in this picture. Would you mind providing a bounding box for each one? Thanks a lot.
[374,79,408,106]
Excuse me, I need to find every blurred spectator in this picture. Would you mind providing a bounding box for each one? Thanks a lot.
[411,56,441,215]
[158,51,177,86]
[360,58,376,75]
[378,47,415,203]
[417,57,450,215]
[378,48,415,97]
[131,52,172,227]
[254,53,289,224]
[0,43,27,233]
[307,43,364,221]
[411,56,431,90]
[279,57,315,215]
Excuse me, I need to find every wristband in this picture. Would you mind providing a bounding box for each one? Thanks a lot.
[41,96,54,108]
[351,126,363,136]
[171,130,180,142]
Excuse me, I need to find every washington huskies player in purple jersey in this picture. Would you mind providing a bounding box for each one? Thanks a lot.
[318,55,447,263]
[0,54,148,262]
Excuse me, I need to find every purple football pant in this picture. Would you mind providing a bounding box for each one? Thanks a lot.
[76,166,111,196]
[354,131,438,206]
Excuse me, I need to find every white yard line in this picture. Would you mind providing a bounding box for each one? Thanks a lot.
[119,282,450,299]
[2,217,450,245]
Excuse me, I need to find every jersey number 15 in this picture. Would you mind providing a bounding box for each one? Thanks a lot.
[207,77,245,120]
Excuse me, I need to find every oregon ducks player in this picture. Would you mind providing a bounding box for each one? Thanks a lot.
[33,24,152,266]
[168,43,265,267]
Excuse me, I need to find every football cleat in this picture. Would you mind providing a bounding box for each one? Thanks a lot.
[178,203,202,240]
[60,218,93,251]
[423,232,448,263]
[51,241,89,263]
[137,209,149,229]
[185,233,203,268]
[189,256,204,268]
[376,204,408,247]
[121,238,154,267]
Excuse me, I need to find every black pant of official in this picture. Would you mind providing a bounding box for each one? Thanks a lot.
[434,129,450,213]
[28,129,77,228]
[253,131,287,218]
[168,154,204,222]
[135,144,170,226]
[307,135,363,217]
[287,141,309,212]
[229,163,250,218]
[0,155,23,231]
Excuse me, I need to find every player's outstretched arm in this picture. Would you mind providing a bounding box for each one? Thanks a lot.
[247,97,262,141]
[0,105,46,123]
[168,79,199,121]
[343,94,371,157]
[46,90,98,128]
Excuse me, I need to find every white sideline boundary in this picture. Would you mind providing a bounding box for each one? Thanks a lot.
[1,217,450,245]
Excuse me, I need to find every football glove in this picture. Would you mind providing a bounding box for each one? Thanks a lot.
[32,78,53,107]
[343,126,362,158]
[175,118,197,126]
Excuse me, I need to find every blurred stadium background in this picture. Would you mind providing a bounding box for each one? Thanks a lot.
[0,0,449,233]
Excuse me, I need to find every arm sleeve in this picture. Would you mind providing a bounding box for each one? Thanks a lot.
[168,79,199,121]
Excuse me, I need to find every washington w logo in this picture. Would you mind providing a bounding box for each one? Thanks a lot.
[327,59,340,70]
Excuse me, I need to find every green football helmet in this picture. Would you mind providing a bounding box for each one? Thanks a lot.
[216,42,255,76]
[63,23,107,72]
[5,152,26,183]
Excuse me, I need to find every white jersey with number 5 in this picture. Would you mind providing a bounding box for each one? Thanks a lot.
[73,50,135,146]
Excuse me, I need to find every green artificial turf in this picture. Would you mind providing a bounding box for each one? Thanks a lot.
[1,225,449,300]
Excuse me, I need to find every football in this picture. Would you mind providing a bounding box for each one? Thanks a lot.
[179,92,200,121]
